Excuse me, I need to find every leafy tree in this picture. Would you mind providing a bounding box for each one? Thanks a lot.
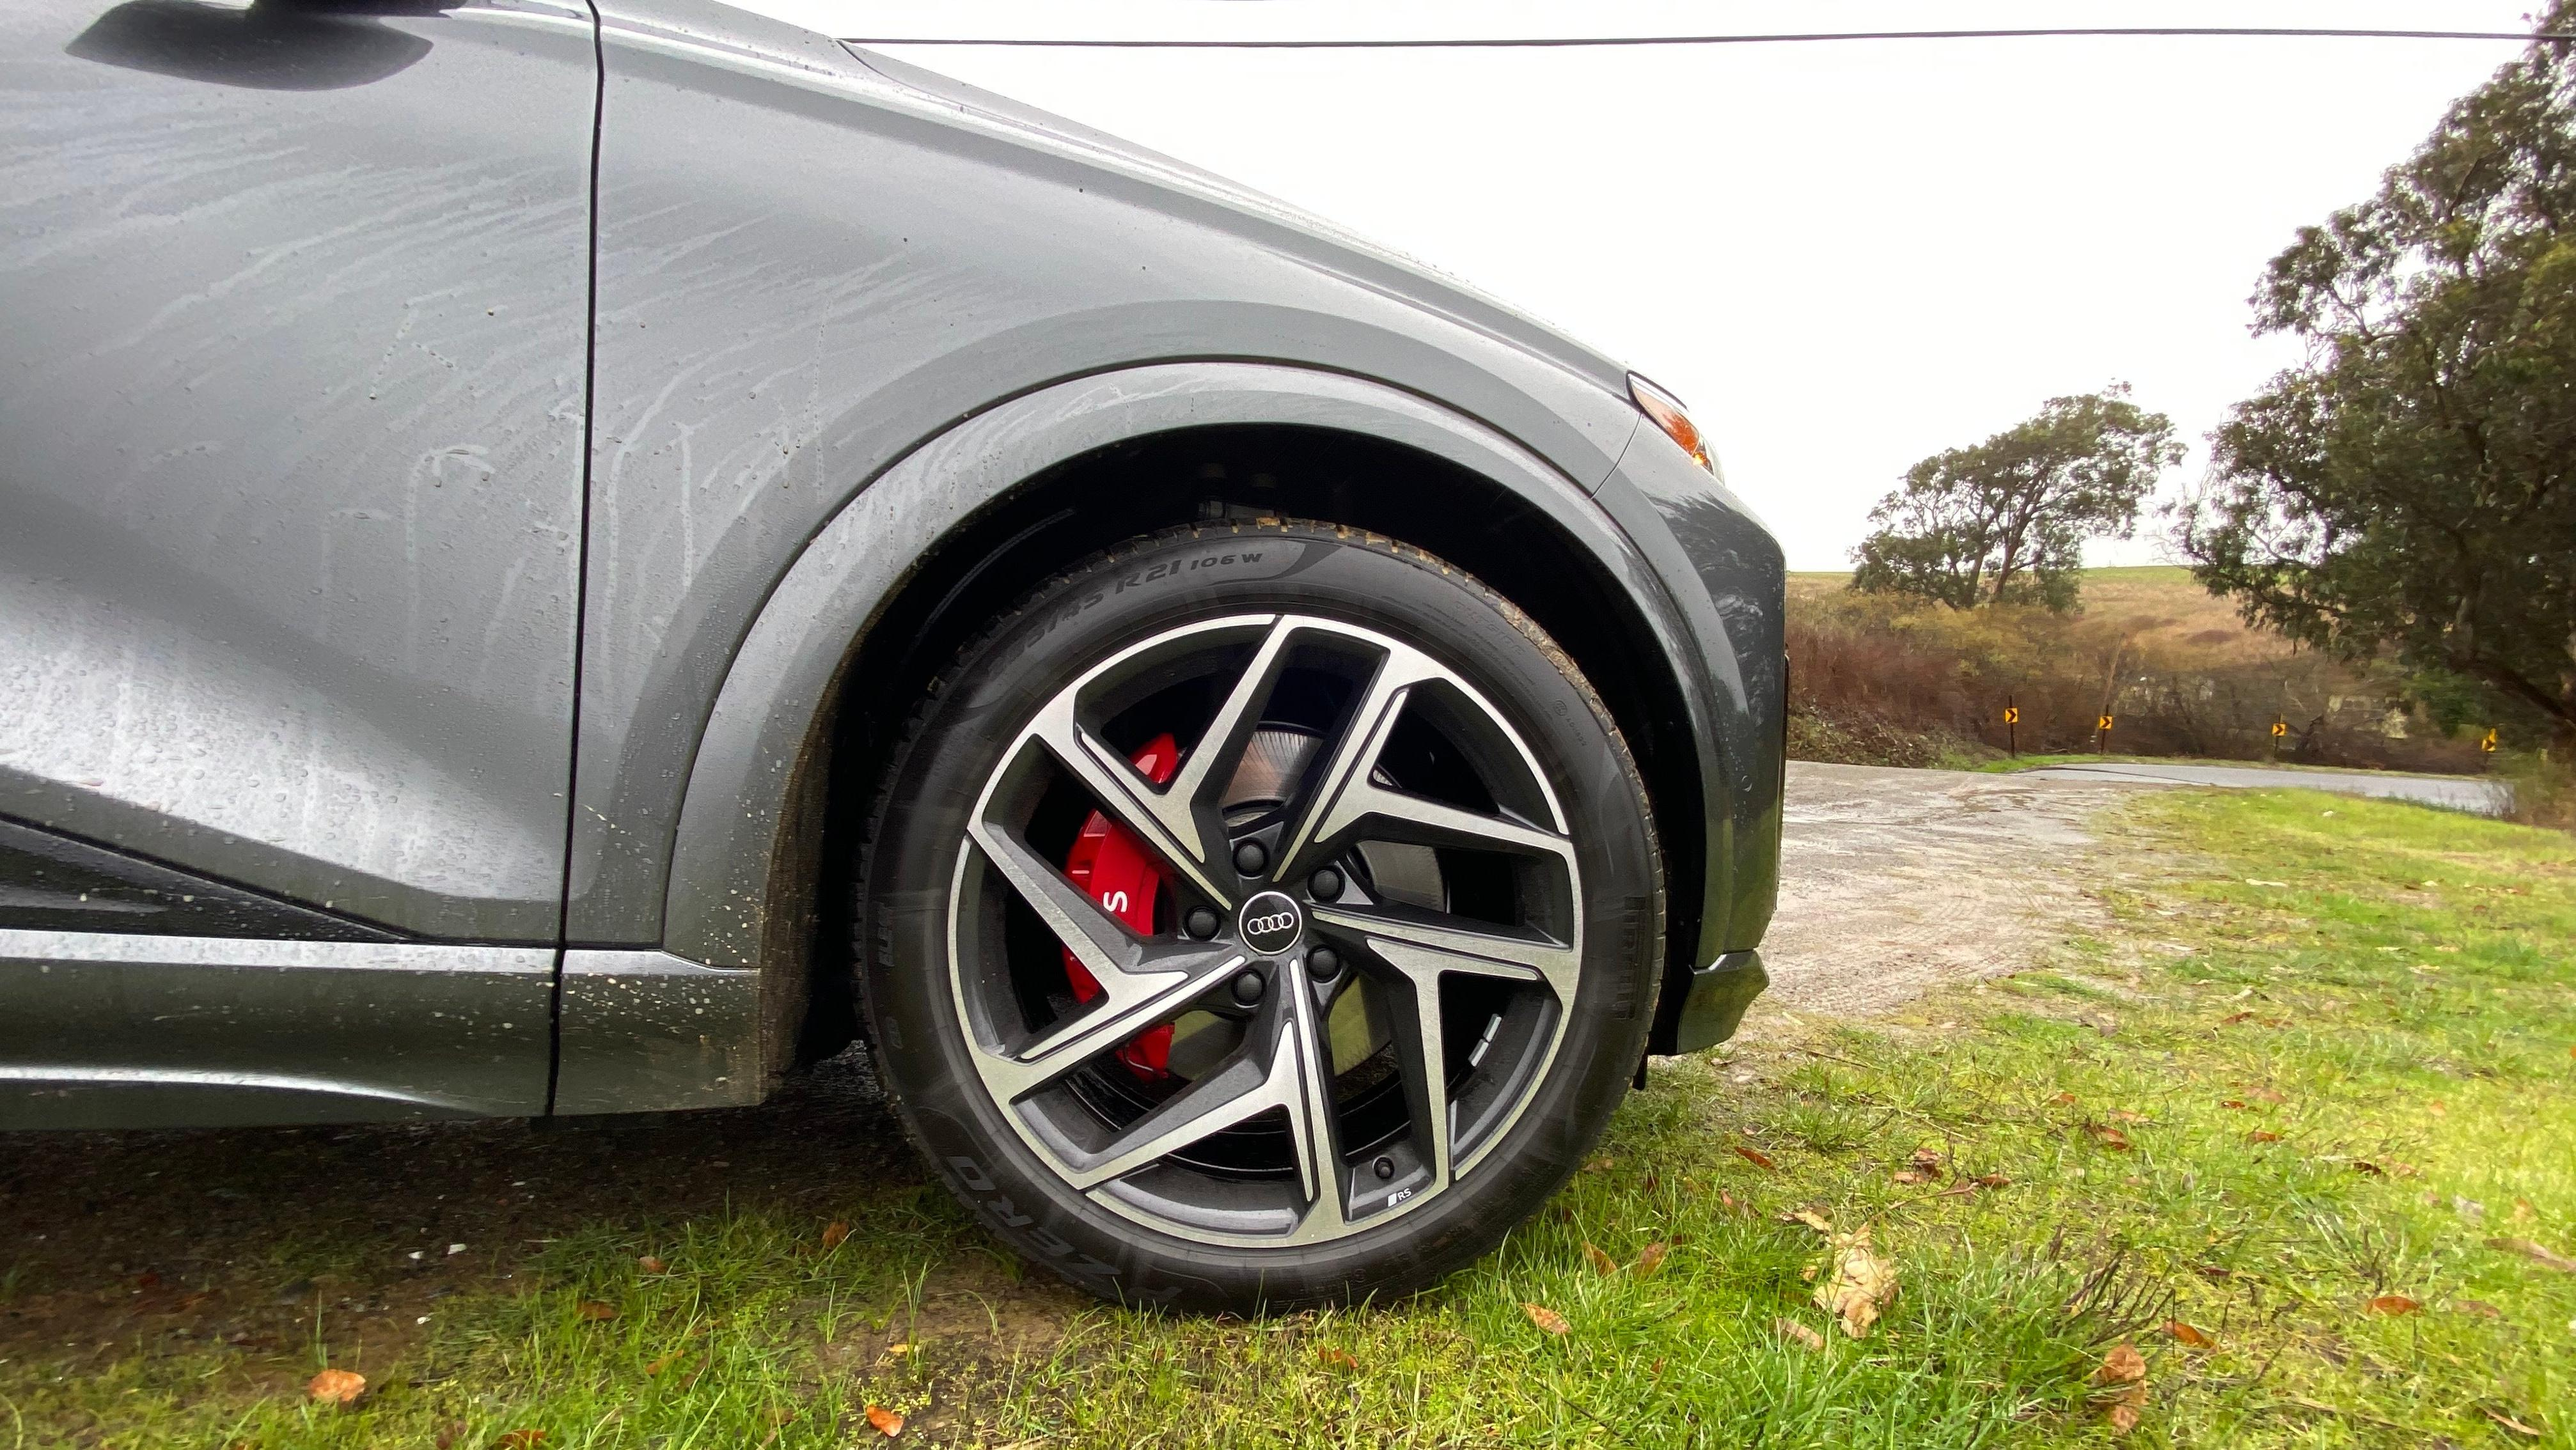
[1851,387,2179,611]
[2177,9,2576,748]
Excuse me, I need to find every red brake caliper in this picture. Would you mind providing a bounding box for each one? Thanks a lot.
[1061,732,1181,1080]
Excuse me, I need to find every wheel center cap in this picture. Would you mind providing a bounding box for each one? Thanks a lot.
[1236,890,1304,956]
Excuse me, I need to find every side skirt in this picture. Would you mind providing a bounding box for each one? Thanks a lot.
[0,930,553,1129]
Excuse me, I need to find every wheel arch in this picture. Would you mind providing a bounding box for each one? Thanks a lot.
[659,363,1727,1072]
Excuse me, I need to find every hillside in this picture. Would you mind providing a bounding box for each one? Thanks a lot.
[1782,567,2482,775]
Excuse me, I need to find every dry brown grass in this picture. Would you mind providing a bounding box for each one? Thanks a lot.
[1786,568,2485,774]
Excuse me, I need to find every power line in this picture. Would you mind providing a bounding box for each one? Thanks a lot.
[844,26,2566,49]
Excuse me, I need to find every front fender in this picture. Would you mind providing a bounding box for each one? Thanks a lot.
[657,362,1732,977]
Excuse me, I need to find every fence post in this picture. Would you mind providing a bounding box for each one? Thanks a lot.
[2004,697,2019,758]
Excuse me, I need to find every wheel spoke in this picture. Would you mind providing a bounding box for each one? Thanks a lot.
[1021,694,1230,903]
[962,823,1245,1099]
[1271,643,1572,878]
[1060,1010,1300,1189]
[1159,616,1298,871]
[1277,953,1351,1236]
[1310,903,1578,997]
[1269,643,1440,876]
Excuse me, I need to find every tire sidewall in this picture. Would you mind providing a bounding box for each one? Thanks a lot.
[862,524,1660,1311]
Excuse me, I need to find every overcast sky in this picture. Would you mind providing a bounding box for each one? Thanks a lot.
[739,1,2535,569]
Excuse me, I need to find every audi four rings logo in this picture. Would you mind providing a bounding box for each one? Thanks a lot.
[1237,891,1304,953]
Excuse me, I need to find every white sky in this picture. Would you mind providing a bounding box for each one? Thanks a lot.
[736,1,2535,569]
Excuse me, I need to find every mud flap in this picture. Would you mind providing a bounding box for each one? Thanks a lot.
[1649,949,1768,1056]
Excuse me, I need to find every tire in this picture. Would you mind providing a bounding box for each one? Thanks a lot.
[856,520,1661,1311]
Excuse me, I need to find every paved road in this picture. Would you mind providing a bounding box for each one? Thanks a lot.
[2017,760,2511,815]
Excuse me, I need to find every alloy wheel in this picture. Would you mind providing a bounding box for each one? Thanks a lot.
[946,613,1585,1247]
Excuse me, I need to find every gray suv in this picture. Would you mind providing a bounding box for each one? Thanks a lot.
[2,0,1783,1310]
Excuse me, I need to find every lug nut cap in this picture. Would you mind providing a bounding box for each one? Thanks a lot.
[1184,906,1220,939]
[1307,946,1340,981]
[1309,866,1344,901]
[1232,839,1269,876]
[1230,969,1266,1006]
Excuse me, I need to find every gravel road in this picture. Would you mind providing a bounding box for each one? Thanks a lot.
[1752,761,2160,1025]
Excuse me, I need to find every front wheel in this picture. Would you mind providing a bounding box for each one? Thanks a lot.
[856,522,1661,1311]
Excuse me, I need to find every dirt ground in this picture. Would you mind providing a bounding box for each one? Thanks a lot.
[0,761,2150,1379]
[1747,760,2158,1025]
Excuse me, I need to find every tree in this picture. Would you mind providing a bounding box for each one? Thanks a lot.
[1851,387,2179,611]
[2176,7,2576,749]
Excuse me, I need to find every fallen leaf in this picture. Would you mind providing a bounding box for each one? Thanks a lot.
[2426,1100,2447,1116]
[1583,1155,1616,1173]
[2165,1320,2213,1348]
[1523,1302,1570,1336]
[637,1256,667,1274]
[821,1222,851,1251]
[2220,1099,2248,1110]
[2452,1298,2503,1318]
[1583,1243,1617,1275]
[1634,1242,1670,1275]
[1972,1173,2011,1188]
[2103,1397,2143,1436]
[2483,1408,2543,1438]
[2485,1236,2576,1273]
[2050,1091,2078,1105]
[2220,1011,2256,1025]
[2193,1263,2234,1279]
[2242,1087,2286,1103]
[1891,1169,1930,1185]
[1812,1224,1898,1338]
[1773,1317,1825,1352]
[1317,1346,1358,1373]
[1784,1208,1834,1235]
[2514,1198,2537,1223]
[1718,1190,1741,1214]
[2087,1123,2133,1151]
[1733,1145,1777,1171]
[864,1405,904,1438]
[2094,1343,2148,1385]
[307,1368,366,1405]
[2246,1130,2281,1143]
[2351,1160,2384,1177]
[2110,1110,2146,1124]
[576,1300,617,1321]
[2366,1293,2420,1316]
[494,1433,548,1450]
[644,1351,682,1376]
[1907,1148,1944,1175]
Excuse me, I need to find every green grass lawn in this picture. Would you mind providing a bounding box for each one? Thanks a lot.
[6,790,2570,1447]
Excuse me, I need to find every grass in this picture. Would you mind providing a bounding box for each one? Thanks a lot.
[3,789,2570,1446]
[1968,754,2467,777]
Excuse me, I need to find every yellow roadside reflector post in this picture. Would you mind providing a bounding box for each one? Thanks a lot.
[2004,699,2019,757]
[2481,728,2499,754]
[2096,713,2114,755]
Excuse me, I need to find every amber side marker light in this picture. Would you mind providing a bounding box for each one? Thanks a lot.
[1628,372,1711,473]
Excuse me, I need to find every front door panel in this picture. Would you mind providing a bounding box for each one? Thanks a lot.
[0,0,597,941]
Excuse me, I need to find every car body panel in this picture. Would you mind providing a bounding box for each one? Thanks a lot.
[0,930,554,1128]
[659,361,1670,971]
[0,0,1784,1130]
[0,0,597,942]
[570,0,1650,947]
[1595,433,1788,957]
